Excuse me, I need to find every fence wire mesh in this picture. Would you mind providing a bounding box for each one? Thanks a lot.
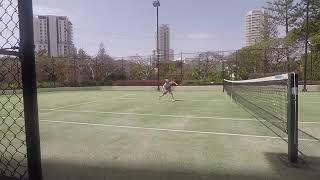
[309,49,320,83]
[33,48,313,88]
[35,52,224,87]
[0,0,28,179]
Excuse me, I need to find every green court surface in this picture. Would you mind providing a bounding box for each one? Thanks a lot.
[1,89,320,180]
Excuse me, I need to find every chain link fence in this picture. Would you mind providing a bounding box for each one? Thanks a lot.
[1,0,42,179]
[224,48,301,80]
[0,0,28,179]
[33,48,317,88]
[309,48,320,83]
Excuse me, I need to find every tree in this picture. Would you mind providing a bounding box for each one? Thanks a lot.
[292,0,319,27]
[97,42,108,60]
[77,48,90,59]
[265,0,298,35]
[265,0,301,71]
[94,43,118,81]
[75,49,95,85]
[35,50,53,87]
[287,0,320,43]
[36,49,48,57]
[198,52,223,81]
[231,39,289,80]
[286,0,320,80]
[128,56,153,80]
[260,15,279,41]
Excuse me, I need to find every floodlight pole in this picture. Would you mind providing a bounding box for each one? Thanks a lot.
[153,1,160,91]
[303,0,309,92]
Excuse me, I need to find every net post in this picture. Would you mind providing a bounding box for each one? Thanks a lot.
[287,73,298,163]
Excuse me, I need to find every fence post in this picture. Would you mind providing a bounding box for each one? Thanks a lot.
[175,56,178,81]
[52,57,56,87]
[222,60,225,92]
[180,52,183,82]
[122,58,125,80]
[94,57,97,85]
[18,0,43,179]
[264,49,268,75]
[286,47,290,72]
[206,52,209,80]
[235,50,238,80]
[310,47,313,83]
[148,55,153,79]
[198,54,201,72]
[73,53,77,87]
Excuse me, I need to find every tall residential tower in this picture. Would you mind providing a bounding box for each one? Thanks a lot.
[33,15,75,57]
[159,24,171,62]
[245,9,267,46]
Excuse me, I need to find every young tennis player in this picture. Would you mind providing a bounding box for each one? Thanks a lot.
[159,79,178,101]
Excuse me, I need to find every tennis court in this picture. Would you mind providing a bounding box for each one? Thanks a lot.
[3,88,314,180]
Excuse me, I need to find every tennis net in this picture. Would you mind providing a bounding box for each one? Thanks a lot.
[223,73,299,163]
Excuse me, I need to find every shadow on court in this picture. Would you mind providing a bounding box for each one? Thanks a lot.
[41,157,320,180]
[174,99,184,102]
[0,176,20,180]
[264,152,320,180]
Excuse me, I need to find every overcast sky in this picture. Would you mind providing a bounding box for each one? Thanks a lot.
[33,0,267,57]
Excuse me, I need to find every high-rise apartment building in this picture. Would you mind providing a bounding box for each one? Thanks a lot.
[33,15,75,57]
[245,9,267,46]
[159,24,170,62]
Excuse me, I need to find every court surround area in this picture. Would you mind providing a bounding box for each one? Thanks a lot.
[2,86,319,180]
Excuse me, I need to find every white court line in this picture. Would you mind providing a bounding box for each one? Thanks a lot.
[301,102,320,104]
[1,116,319,142]
[37,108,320,125]
[299,121,320,125]
[2,107,320,125]
[49,94,137,111]
[39,108,258,121]
[119,97,230,103]
[40,119,318,142]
